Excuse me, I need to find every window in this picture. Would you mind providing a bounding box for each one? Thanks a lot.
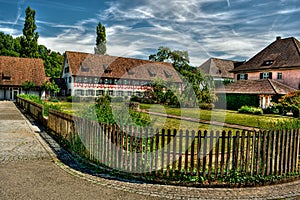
[96,90,104,96]
[83,77,88,83]
[2,73,11,80]
[237,73,248,80]
[116,91,124,97]
[94,77,99,84]
[69,77,72,83]
[87,90,95,96]
[260,72,272,79]
[277,72,282,80]
[108,90,114,96]
[64,67,70,73]
[114,79,119,84]
[127,91,132,96]
[75,89,84,96]
[76,76,82,83]
[262,60,274,66]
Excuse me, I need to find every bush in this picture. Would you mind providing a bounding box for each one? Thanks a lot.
[49,98,59,102]
[130,95,140,102]
[238,106,263,115]
[216,94,259,110]
[66,96,73,102]
[199,103,215,110]
[263,106,279,114]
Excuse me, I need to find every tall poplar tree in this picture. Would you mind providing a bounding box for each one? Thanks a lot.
[20,6,39,58]
[94,22,106,55]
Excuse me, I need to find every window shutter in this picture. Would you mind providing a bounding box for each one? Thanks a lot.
[260,73,263,79]
[237,74,240,80]
[269,72,272,79]
[245,74,248,80]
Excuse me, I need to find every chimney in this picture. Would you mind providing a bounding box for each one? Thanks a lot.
[276,36,281,41]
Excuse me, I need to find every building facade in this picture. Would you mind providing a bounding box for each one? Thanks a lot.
[62,51,182,98]
[231,37,300,90]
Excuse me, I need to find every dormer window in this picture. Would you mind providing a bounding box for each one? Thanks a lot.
[81,67,89,72]
[148,69,156,77]
[164,70,172,78]
[103,64,111,73]
[2,73,11,81]
[262,60,274,66]
[126,68,134,75]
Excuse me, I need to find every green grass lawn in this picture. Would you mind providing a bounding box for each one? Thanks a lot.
[140,103,294,128]
[53,101,295,130]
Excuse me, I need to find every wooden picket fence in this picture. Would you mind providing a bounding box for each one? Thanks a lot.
[17,97,300,179]
[47,109,300,178]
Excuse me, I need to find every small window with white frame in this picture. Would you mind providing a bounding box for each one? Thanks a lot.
[277,72,282,80]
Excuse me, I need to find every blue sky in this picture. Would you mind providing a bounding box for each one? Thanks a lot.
[0,0,300,66]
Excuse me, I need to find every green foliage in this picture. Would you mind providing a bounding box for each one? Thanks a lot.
[81,95,150,126]
[275,91,300,117]
[20,6,39,58]
[0,32,20,57]
[18,94,61,116]
[259,118,300,130]
[38,45,64,78]
[238,106,263,115]
[41,80,60,96]
[0,7,63,78]
[199,103,215,110]
[22,80,35,93]
[94,22,106,55]
[216,94,259,110]
[66,96,73,102]
[149,47,216,107]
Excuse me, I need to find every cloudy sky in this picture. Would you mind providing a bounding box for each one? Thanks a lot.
[0,0,299,66]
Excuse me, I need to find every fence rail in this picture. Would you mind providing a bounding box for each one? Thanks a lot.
[17,97,300,180]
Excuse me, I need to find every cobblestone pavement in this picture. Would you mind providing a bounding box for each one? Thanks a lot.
[0,101,299,199]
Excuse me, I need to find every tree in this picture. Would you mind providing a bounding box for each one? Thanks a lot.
[41,80,60,97]
[149,47,216,107]
[94,22,106,55]
[276,91,300,117]
[20,6,39,58]
[22,80,35,94]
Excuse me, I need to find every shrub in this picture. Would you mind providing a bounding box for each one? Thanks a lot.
[238,106,263,115]
[216,94,259,110]
[199,103,215,110]
[66,96,73,102]
[263,106,279,114]
[130,95,140,102]
[49,98,59,102]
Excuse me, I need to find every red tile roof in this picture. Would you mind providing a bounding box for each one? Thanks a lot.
[0,56,47,86]
[231,37,300,73]
[216,79,296,95]
[65,51,182,83]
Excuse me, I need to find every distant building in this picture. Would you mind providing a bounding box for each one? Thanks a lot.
[216,37,300,108]
[0,56,47,100]
[61,51,182,98]
[231,36,300,89]
[198,58,244,87]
